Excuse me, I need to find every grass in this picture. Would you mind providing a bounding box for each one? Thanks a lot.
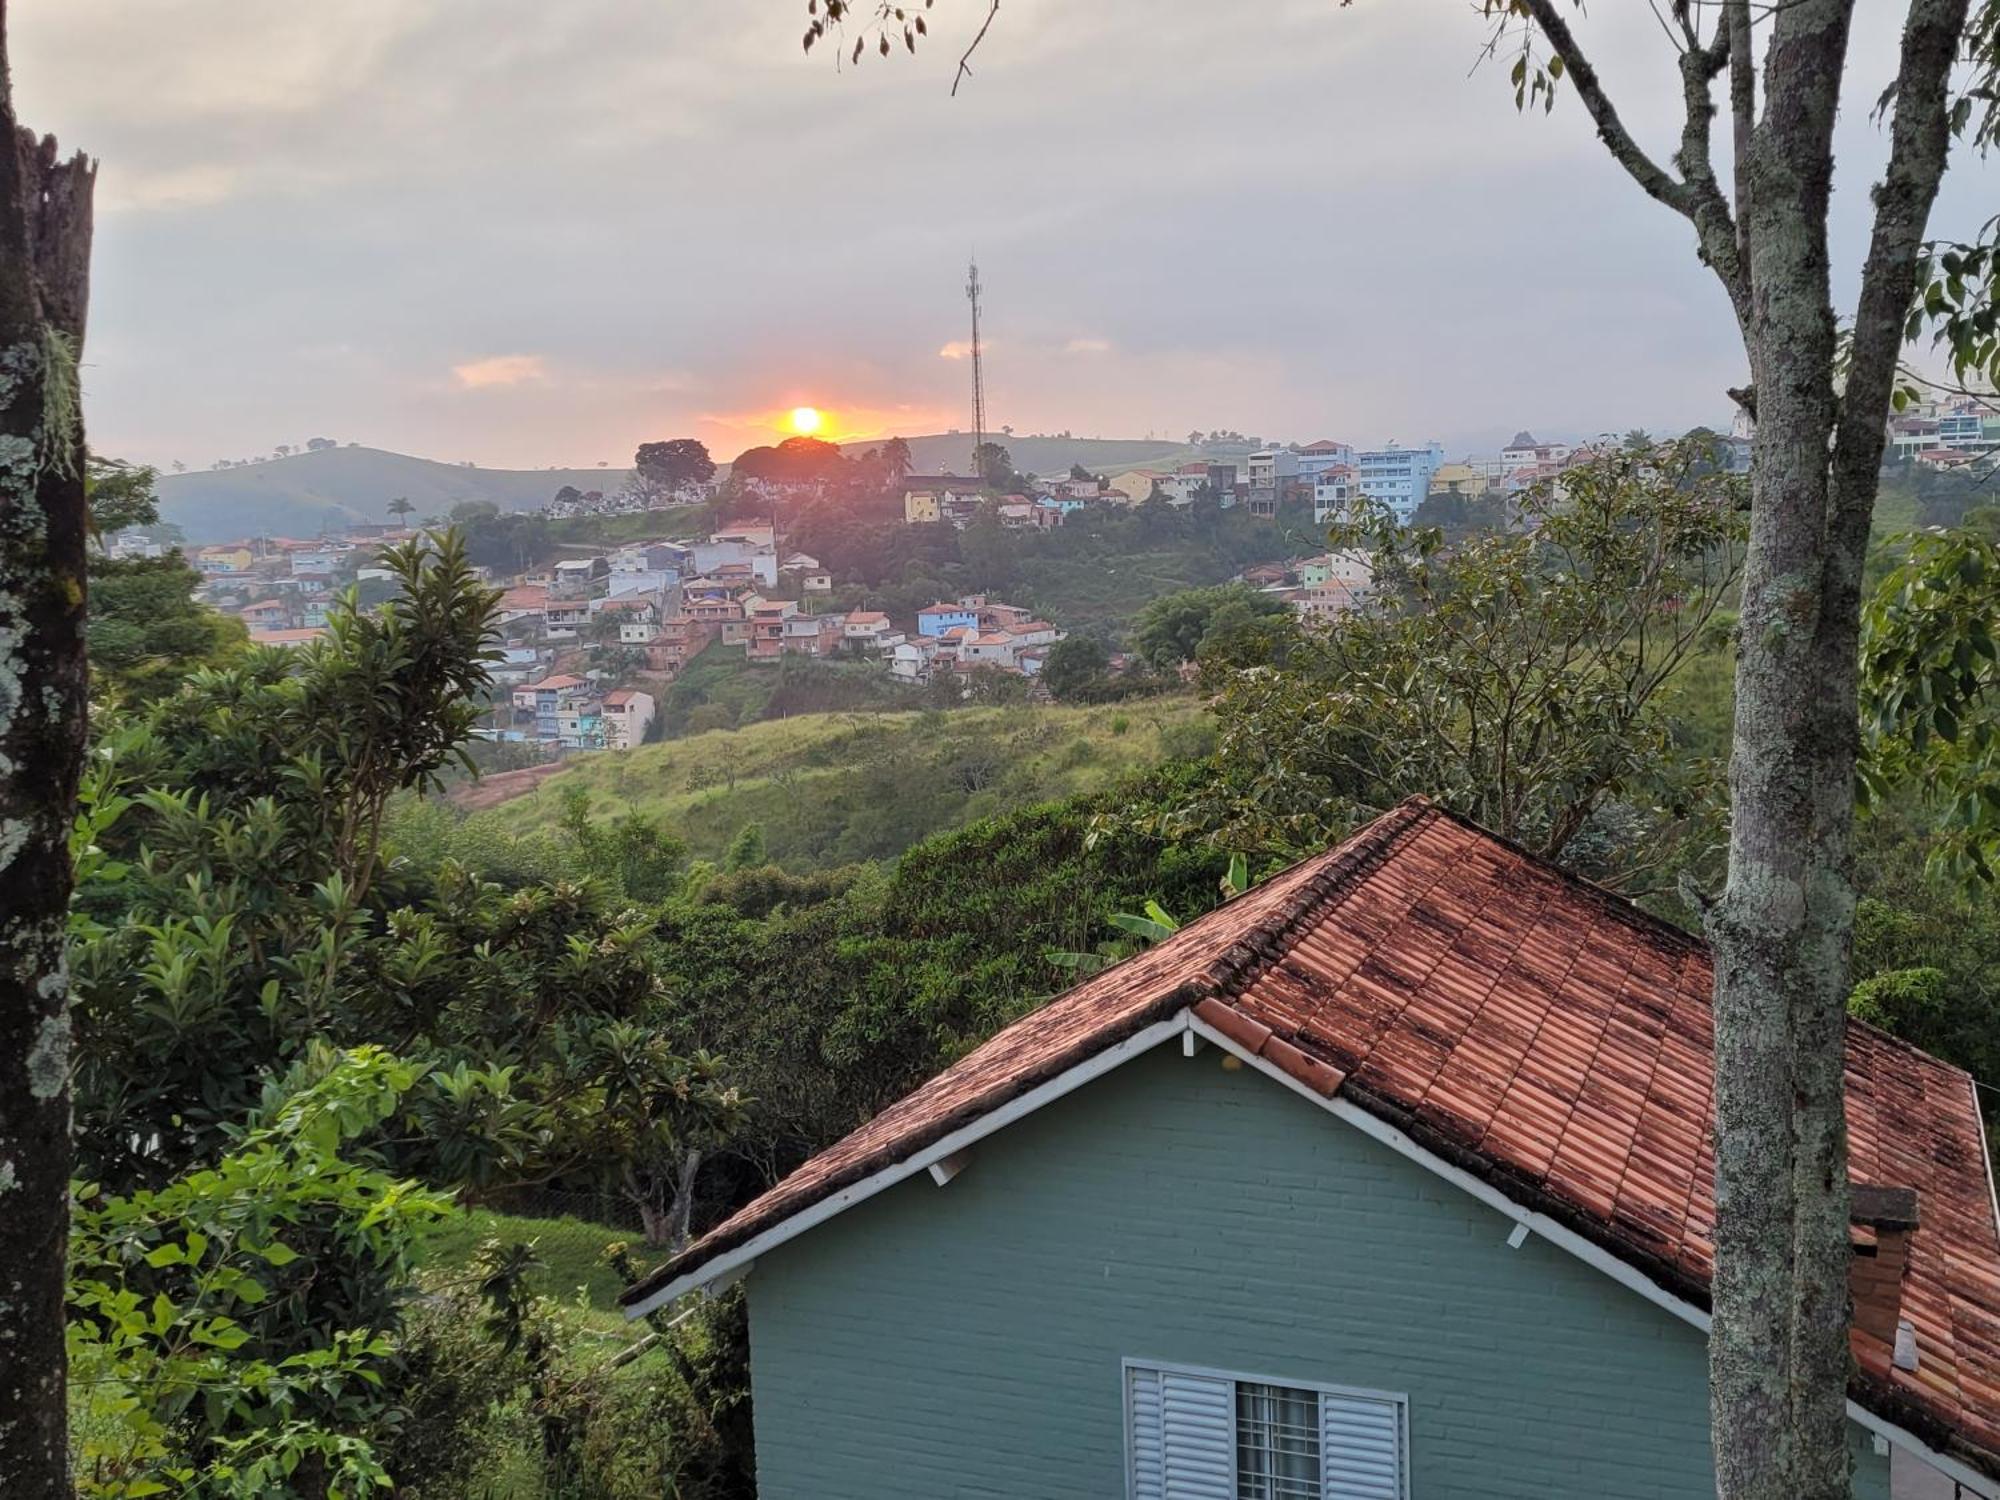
[467,697,1214,870]
[417,1207,652,1334]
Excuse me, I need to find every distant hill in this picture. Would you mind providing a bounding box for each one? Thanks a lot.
[837,432,1189,478]
[157,447,631,542]
[156,434,1196,542]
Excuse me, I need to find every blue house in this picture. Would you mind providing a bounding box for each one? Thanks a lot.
[917,600,979,638]
[624,800,2000,1499]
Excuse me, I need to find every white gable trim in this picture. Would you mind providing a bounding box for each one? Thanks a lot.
[1182,1012,2000,1500]
[621,1013,1190,1320]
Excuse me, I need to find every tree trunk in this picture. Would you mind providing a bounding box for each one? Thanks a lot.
[0,31,96,1494]
[1705,4,1851,1499]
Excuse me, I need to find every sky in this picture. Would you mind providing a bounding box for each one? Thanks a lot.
[14,0,1997,471]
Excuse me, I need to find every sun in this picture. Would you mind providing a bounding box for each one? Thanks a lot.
[788,405,825,436]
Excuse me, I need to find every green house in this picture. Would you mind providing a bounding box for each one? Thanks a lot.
[625,801,2000,1499]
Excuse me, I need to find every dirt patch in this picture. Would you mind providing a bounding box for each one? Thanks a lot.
[450,760,567,812]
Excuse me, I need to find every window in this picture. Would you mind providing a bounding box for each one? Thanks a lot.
[1125,1362,1406,1500]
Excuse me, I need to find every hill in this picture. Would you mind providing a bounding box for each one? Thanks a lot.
[157,446,631,541]
[450,698,1214,871]
[837,432,1189,478]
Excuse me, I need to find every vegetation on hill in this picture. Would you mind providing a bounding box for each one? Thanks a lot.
[156,446,634,541]
[792,492,1329,636]
[420,697,1215,872]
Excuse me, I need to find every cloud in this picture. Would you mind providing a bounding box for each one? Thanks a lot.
[1063,337,1112,355]
[937,341,974,360]
[451,355,548,390]
[102,164,242,214]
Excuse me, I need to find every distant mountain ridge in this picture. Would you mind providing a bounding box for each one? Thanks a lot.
[156,447,631,542]
[156,434,1195,543]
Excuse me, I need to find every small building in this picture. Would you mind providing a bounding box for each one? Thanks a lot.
[780,612,844,658]
[600,689,655,750]
[1354,441,1446,523]
[842,611,895,651]
[238,599,292,631]
[246,626,325,649]
[621,799,2000,1500]
[917,601,980,638]
[747,599,799,662]
[903,475,987,525]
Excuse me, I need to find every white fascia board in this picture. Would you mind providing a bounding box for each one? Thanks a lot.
[1183,1012,2000,1500]
[622,1012,1191,1321]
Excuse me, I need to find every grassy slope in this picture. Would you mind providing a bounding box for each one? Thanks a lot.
[473,698,1213,870]
[418,1208,638,1332]
[159,447,632,542]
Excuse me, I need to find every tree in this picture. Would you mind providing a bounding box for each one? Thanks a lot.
[306,437,336,452]
[1187,441,1746,884]
[973,441,1016,491]
[799,4,2000,1493]
[633,437,716,504]
[1133,583,1286,668]
[0,21,95,1490]
[1040,634,1112,701]
[386,495,414,521]
[1861,523,2000,885]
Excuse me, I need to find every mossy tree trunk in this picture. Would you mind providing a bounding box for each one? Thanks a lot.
[1501,0,1969,1493]
[0,1,95,1492]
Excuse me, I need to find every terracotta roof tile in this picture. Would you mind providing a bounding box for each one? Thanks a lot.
[624,799,2000,1477]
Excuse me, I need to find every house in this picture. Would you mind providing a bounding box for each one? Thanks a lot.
[554,697,605,751]
[1501,430,1573,473]
[841,611,895,651]
[246,626,325,649]
[747,599,798,662]
[195,546,254,576]
[1105,468,1173,506]
[780,612,844,658]
[600,689,655,750]
[903,475,987,524]
[544,600,591,640]
[1295,438,1355,476]
[1311,464,1357,521]
[238,599,292,631]
[644,615,716,677]
[917,601,980,638]
[552,556,607,596]
[887,638,934,684]
[522,674,587,740]
[621,798,2000,1500]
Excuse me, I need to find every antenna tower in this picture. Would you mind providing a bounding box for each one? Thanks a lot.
[966,258,987,474]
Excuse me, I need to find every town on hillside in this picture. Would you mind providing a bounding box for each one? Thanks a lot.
[112,395,2000,759]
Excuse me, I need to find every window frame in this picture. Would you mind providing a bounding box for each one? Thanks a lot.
[1120,1358,1411,1500]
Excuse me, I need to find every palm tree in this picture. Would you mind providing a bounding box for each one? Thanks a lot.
[386,496,415,522]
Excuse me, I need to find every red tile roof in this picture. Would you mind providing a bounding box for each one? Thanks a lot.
[625,799,2000,1474]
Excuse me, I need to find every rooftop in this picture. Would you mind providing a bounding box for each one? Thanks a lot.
[624,798,2000,1478]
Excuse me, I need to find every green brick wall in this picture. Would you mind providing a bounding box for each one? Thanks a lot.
[746,1042,1892,1499]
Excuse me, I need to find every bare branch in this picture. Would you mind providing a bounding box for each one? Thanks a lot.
[1513,0,1697,219]
[951,0,1001,97]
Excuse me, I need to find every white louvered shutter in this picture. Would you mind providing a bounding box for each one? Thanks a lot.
[1128,1366,1234,1499]
[1319,1392,1403,1499]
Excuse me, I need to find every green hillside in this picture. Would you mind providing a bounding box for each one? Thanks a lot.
[459,698,1214,871]
[157,446,631,541]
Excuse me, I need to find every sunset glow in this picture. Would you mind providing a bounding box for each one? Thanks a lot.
[789,405,825,436]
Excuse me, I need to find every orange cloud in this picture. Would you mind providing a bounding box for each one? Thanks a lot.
[452,354,547,389]
[1064,337,1112,355]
